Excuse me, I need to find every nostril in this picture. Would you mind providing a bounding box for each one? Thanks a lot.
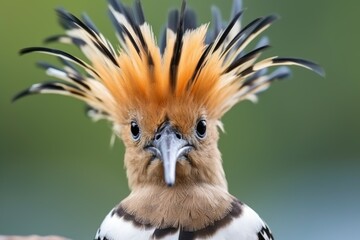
[155,133,161,140]
[175,132,182,139]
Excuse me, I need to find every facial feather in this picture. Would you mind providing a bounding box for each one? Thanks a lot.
[119,102,225,189]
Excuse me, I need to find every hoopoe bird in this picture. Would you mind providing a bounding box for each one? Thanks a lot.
[15,0,323,239]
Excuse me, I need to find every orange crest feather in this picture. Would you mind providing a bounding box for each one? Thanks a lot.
[16,0,323,129]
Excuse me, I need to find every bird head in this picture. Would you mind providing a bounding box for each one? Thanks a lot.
[119,100,224,189]
[15,0,323,190]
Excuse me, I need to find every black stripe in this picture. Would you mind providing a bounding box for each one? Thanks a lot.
[249,15,278,39]
[242,68,267,86]
[56,8,97,39]
[109,0,149,55]
[68,74,91,90]
[152,227,178,239]
[109,0,134,27]
[12,89,33,102]
[159,27,167,54]
[184,8,197,30]
[113,200,243,239]
[19,47,98,76]
[169,0,186,91]
[132,0,154,69]
[168,9,179,33]
[82,13,100,34]
[12,81,80,102]
[90,38,119,67]
[37,61,63,72]
[267,67,291,82]
[69,90,86,98]
[224,45,270,73]
[213,11,243,52]
[272,57,325,76]
[121,24,141,54]
[44,35,87,47]
[187,199,243,239]
[85,105,109,118]
[115,205,153,230]
[257,225,274,240]
[223,14,277,60]
[221,17,262,57]
[36,61,91,90]
[239,67,291,97]
[56,8,77,30]
[231,0,242,20]
[56,8,119,67]
[239,56,324,80]
[133,0,145,25]
[187,42,213,89]
[108,10,126,41]
[178,230,194,240]
[160,9,178,54]
[58,57,82,75]
[238,66,254,78]
[210,6,223,41]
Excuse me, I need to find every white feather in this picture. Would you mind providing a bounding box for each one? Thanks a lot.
[95,209,156,240]
[95,204,271,240]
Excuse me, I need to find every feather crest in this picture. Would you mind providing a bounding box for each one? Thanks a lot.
[17,0,324,126]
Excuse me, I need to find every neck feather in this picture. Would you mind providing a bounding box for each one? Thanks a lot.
[121,183,234,230]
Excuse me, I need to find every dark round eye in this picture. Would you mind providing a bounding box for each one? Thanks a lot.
[195,120,207,139]
[130,121,141,141]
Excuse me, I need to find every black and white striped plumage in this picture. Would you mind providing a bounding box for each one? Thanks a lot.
[95,200,273,240]
[16,0,323,240]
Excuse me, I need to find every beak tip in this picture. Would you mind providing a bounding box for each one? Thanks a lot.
[165,177,175,187]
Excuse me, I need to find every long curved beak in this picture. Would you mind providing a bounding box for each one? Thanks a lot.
[149,124,192,186]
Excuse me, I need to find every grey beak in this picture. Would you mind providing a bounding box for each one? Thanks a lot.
[151,124,191,186]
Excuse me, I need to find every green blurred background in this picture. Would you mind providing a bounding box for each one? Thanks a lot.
[0,0,359,239]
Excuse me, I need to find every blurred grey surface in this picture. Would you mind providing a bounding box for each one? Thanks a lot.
[0,236,68,240]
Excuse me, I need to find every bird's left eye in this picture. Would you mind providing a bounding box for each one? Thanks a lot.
[195,119,207,139]
[130,121,141,141]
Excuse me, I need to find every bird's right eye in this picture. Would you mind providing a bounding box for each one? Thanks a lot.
[130,121,141,141]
